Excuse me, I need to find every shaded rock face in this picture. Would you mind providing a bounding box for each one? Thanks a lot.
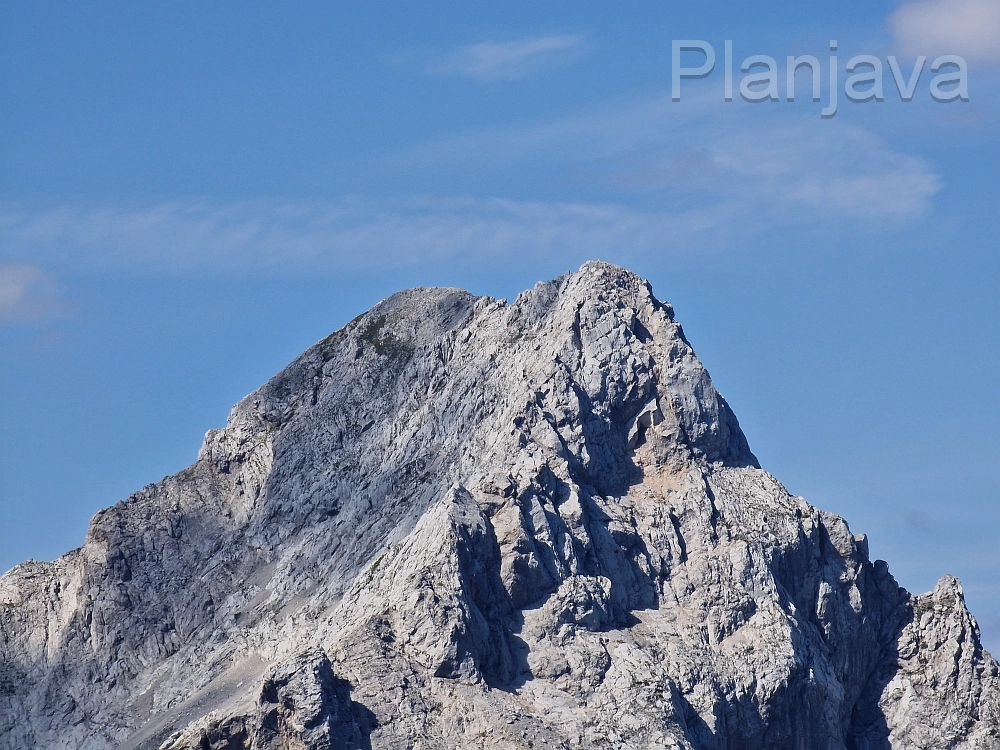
[0,261,997,749]
[172,648,373,750]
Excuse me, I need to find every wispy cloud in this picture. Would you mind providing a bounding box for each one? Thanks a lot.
[0,263,63,325]
[393,94,941,222]
[429,35,587,80]
[0,95,942,277]
[890,0,1000,61]
[0,197,723,276]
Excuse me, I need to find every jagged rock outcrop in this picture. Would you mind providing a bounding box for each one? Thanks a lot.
[1,261,996,749]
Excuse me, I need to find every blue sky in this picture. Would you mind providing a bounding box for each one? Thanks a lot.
[2,1,999,650]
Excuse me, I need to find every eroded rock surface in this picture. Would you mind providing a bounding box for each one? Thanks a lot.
[1,262,996,749]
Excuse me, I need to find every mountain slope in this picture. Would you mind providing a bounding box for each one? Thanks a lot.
[1,261,996,749]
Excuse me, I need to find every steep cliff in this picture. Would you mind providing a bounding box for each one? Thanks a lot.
[1,262,996,749]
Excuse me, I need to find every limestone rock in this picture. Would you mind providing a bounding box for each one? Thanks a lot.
[0,261,995,749]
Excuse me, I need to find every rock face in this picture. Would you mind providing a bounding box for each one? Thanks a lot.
[1,261,997,749]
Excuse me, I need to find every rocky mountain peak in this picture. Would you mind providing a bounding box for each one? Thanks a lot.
[1,262,996,749]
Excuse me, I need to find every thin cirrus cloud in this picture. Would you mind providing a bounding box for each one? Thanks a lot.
[429,34,588,80]
[392,93,941,222]
[0,263,62,325]
[0,158,937,279]
[890,0,1000,61]
[0,197,722,276]
[0,95,941,277]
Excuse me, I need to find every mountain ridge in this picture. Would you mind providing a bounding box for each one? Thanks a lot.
[1,261,996,749]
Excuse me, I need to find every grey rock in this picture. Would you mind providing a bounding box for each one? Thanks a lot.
[0,261,996,749]
[156,647,372,750]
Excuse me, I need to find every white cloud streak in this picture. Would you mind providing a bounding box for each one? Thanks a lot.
[394,94,941,223]
[0,197,723,276]
[0,95,941,277]
[430,35,587,80]
[890,0,1000,61]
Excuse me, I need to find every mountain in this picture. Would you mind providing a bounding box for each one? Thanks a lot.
[1,261,997,749]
